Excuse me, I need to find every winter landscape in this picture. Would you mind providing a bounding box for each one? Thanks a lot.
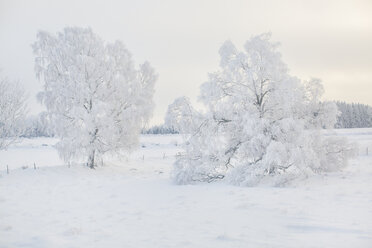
[1,1,372,247]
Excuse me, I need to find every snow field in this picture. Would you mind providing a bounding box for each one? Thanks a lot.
[0,130,372,248]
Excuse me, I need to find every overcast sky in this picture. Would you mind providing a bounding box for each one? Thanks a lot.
[1,0,371,124]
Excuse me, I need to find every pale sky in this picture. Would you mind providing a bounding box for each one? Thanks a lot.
[0,0,371,124]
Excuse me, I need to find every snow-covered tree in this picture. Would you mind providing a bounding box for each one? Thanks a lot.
[0,75,27,149]
[33,27,156,168]
[166,33,355,186]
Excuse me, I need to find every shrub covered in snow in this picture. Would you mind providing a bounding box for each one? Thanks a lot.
[166,33,355,186]
[33,27,156,168]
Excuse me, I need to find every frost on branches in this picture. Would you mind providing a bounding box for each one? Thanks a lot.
[33,27,156,168]
[0,75,27,149]
[166,33,355,186]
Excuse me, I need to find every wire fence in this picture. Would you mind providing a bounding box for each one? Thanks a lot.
[1,146,370,176]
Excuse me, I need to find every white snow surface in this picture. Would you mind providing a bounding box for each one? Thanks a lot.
[1,130,372,248]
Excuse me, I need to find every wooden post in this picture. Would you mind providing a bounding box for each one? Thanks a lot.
[6,165,9,174]
[142,155,145,161]
[34,162,36,170]
[163,153,166,159]
[367,147,369,156]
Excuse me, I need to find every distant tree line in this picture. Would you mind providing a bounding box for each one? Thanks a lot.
[20,101,372,138]
[334,101,372,128]
[22,112,54,138]
[141,125,179,134]
[22,115,179,137]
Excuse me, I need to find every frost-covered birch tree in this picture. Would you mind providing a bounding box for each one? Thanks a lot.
[166,33,355,186]
[0,75,27,149]
[33,27,156,168]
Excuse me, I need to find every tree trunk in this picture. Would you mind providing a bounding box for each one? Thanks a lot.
[87,128,99,169]
[87,149,96,169]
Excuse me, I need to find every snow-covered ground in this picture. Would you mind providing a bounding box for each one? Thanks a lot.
[0,130,372,248]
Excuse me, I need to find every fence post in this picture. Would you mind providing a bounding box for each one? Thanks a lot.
[34,162,36,170]
[367,147,369,156]
[6,165,9,174]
